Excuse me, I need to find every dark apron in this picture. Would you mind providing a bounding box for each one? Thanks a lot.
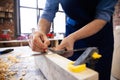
[60,0,114,80]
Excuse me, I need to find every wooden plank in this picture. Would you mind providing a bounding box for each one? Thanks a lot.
[112,29,120,79]
[35,51,98,80]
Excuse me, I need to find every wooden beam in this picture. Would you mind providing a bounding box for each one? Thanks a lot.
[35,52,98,80]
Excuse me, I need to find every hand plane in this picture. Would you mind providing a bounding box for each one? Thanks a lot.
[67,47,102,72]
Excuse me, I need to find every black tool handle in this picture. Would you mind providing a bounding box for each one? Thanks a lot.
[0,49,14,54]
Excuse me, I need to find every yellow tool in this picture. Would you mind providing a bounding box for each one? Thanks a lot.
[67,47,102,73]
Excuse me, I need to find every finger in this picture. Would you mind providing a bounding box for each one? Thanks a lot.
[55,44,74,57]
[42,34,50,47]
[33,34,46,48]
[60,51,73,57]
[29,32,48,52]
[55,44,65,51]
[29,38,43,52]
[61,47,74,57]
[34,38,47,51]
[29,34,46,52]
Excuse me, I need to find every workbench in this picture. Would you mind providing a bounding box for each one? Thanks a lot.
[0,46,98,80]
[0,46,46,80]
[0,40,29,46]
[0,38,62,47]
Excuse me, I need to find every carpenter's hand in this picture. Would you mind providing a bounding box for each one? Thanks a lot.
[28,31,50,52]
[55,35,75,57]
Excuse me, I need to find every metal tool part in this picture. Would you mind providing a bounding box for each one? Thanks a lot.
[73,47,99,66]
[48,47,87,54]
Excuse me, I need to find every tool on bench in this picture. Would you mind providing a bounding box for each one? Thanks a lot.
[48,47,87,54]
[31,47,86,56]
[67,47,102,72]
[0,49,14,55]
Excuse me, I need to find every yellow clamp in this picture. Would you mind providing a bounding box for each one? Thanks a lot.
[67,61,86,73]
[92,52,102,59]
[67,52,102,73]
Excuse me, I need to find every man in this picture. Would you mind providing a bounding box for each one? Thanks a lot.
[29,0,118,80]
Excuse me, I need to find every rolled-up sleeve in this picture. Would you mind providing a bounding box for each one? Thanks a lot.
[95,0,118,22]
[40,0,59,22]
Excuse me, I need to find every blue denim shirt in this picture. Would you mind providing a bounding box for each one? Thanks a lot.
[41,0,118,22]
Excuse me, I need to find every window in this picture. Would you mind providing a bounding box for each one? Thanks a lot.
[20,8,37,33]
[20,0,37,8]
[38,0,46,8]
[18,0,66,35]
[54,12,66,33]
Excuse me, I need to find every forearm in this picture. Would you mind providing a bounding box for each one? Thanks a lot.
[69,19,107,41]
[38,18,51,34]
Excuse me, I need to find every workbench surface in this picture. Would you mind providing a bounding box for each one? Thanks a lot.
[0,46,46,80]
[0,46,98,80]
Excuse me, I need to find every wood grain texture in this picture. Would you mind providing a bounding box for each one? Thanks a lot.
[112,29,120,79]
[35,51,98,80]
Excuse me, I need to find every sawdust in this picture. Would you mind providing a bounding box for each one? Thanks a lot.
[19,77,24,80]
[0,59,9,80]
[8,55,20,63]
[21,70,26,76]
[0,55,27,80]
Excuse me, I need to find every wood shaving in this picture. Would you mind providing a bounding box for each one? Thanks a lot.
[22,70,26,76]
[0,59,9,80]
[0,55,20,80]
[7,71,17,76]
[19,77,24,80]
[8,55,20,63]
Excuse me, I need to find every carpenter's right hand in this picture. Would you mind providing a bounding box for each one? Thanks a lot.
[28,31,50,52]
